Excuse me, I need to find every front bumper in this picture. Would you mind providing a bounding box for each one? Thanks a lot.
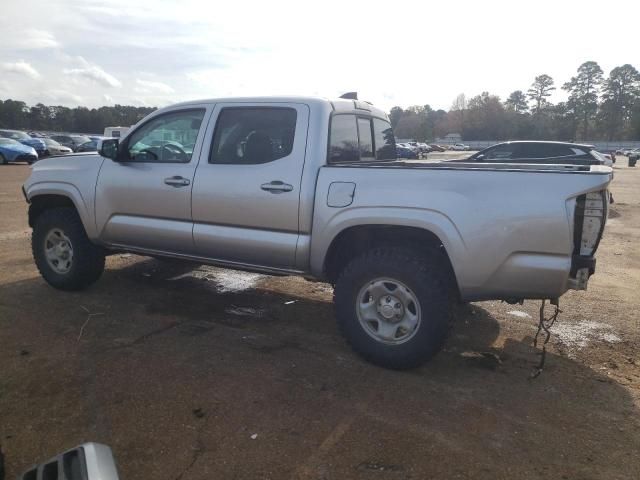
[15,153,38,163]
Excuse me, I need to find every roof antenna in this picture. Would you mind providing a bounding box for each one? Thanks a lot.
[339,92,358,100]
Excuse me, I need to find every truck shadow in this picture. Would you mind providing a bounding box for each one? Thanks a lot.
[1,257,638,479]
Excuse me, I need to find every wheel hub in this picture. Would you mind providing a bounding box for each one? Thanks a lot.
[377,295,404,322]
[356,278,422,345]
[44,229,73,274]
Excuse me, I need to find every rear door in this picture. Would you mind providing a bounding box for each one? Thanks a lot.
[95,106,211,253]
[191,102,309,268]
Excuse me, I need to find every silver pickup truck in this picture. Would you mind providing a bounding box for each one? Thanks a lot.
[23,96,612,368]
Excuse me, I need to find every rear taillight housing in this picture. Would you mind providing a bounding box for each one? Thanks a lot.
[573,190,608,257]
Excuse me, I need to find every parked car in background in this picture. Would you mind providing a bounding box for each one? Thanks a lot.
[76,140,99,152]
[601,153,615,164]
[0,129,46,157]
[103,126,130,138]
[428,144,446,152]
[407,141,430,153]
[417,143,432,153]
[396,145,418,159]
[28,131,47,138]
[627,148,640,159]
[0,138,38,164]
[396,143,417,153]
[43,138,73,156]
[450,143,470,151]
[463,141,612,166]
[50,134,92,152]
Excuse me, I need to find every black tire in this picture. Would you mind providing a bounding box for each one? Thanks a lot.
[334,247,452,369]
[0,153,7,165]
[32,207,105,291]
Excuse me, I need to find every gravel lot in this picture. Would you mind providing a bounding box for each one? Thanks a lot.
[0,160,639,479]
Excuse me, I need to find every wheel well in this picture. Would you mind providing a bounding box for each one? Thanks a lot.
[323,225,459,292]
[28,194,77,227]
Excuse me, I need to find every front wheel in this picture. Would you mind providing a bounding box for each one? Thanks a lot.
[32,208,105,291]
[334,247,452,369]
[0,153,7,165]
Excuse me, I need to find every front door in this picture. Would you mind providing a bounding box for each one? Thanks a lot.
[191,103,309,268]
[95,106,211,254]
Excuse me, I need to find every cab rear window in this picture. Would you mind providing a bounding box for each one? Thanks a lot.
[329,115,396,163]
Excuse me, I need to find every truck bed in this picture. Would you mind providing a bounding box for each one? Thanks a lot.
[309,161,612,301]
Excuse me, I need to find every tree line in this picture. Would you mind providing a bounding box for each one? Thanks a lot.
[390,62,640,142]
[1,61,638,140]
[0,100,156,134]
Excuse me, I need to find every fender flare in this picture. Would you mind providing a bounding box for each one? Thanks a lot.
[26,182,97,239]
[310,206,468,280]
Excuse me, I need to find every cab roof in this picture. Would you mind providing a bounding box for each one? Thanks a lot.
[164,96,389,120]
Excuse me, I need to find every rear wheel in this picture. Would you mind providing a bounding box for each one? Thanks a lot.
[32,208,105,291]
[0,153,7,165]
[334,247,452,369]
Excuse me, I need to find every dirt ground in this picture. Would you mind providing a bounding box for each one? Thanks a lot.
[0,160,638,480]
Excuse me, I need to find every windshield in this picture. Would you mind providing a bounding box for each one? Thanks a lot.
[0,130,31,140]
[71,135,91,144]
[43,138,61,146]
[0,138,21,146]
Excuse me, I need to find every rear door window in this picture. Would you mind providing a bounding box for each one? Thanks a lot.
[329,115,359,163]
[210,107,297,164]
[373,118,397,160]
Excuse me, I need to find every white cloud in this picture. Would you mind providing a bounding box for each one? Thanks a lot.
[103,94,115,104]
[135,79,175,94]
[1,60,41,79]
[1,0,639,111]
[23,29,59,49]
[64,57,122,88]
[0,28,59,50]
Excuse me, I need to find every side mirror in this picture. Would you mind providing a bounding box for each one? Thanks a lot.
[99,139,120,160]
[18,443,120,480]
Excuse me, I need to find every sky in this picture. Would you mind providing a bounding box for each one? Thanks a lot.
[1,0,638,112]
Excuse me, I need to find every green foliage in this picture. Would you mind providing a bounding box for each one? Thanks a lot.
[598,64,640,140]
[391,62,639,141]
[527,74,556,114]
[505,91,528,113]
[1,61,639,142]
[0,100,156,133]
[562,61,604,139]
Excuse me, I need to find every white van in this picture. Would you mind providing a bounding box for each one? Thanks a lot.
[103,126,130,139]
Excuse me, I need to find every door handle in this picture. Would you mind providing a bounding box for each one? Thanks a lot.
[261,181,293,193]
[164,176,191,187]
